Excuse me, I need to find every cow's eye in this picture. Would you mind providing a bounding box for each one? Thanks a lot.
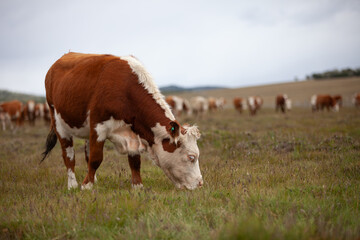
[188,155,196,162]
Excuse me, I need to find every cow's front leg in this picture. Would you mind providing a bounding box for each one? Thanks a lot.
[128,154,143,188]
[84,140,97,183]
[81,137,104,190]
[57,136,78,190]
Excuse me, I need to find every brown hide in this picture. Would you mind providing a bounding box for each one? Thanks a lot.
[45,52,176,147]
[233,97,243,113]
[333,95,342,107]
[315,95,337,111]
[208,98,217,111]
[0,100,24,126]
[354,94,360,107]
[276,95,286,113]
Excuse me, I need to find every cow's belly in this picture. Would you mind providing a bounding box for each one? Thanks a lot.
[54,109,90,139]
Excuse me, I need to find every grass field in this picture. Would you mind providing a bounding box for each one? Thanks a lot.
[1,107,360,239]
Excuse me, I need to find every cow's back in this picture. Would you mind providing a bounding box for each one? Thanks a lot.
[45,53,134,127]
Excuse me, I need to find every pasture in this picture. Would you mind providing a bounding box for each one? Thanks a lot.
[1,107,360,239]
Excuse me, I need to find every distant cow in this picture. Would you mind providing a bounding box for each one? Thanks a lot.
[311,94,339,112]
[208,97,226,112]
[276,94,291,113]
[0,100,24,131]
[165,96,191,117]
[247,96,262,115]
[333,95,342,107]
[41,52,203,190]
[24,100,36,126]
[233,97,244,113]
[190,96,208,116]
[353,93,360,108]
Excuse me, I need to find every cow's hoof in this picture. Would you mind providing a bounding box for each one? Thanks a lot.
[68,181,79,190]
[81,182,93,190]
[132,183,143,189]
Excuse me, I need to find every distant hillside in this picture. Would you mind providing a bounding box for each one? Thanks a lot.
[0,90,45,103]
[160,85,225,93]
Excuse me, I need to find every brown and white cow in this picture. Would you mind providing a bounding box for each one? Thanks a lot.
[311,94,339,112]
[233,97,244,113]
[247,96,262,115]
[190,96,208,116]
[0,100,24,131]
[41,52,203,190]
[23,100,36,126]
[275,94,291,113]
[353,93,360,108]
[333,95,342,108]
[165,96,191,117]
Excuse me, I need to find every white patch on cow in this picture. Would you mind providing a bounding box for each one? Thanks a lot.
[248,97,256,110]
[28,100,35,112]
[95,117,148,155]
[286,99,292,110]
[37,103,45,117]
[172,96,184,112]
[67,169,78,190]
[66,147,74,161]
[151,124,202,190]
[54,109,90,140]
[310,95,317,107]
[120,56,175,121]
[81,182,93,190]
[333,103,339,112]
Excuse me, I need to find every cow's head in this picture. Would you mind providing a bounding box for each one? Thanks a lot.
[150,122,203,190]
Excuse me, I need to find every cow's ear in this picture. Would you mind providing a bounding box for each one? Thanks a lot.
[169,121,180,139]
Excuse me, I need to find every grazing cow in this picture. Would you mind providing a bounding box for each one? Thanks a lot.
[190,96,208,116]
[311,94,339,112]
[275,94,290,113]
[233,97,244,113]
[41,52,203,190]
[353,93,360,108]
[165,96,191,117]
[24,100,36,126]
[0,100,24,131]
[333,95,342,107]
[247,96,262,115]
[35,103,45,119]
[208,97,217,112]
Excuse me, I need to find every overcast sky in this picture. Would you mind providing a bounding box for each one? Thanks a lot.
[0,0,359,96]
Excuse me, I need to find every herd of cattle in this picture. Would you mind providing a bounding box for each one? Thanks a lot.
[165,93,360,117]
[1,93,360,131]
[0,100,50,131]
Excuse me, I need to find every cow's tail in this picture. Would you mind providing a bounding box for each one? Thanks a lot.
[40,126,57,163]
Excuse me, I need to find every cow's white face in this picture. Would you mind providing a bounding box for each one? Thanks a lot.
[151,124,203,190]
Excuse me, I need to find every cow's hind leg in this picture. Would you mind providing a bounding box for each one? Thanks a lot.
[82,133,104,190]
[58,136,78,190]
[128,154,143,188]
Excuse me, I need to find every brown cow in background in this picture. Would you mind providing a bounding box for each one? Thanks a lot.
[333,95,342,108]
[311,94,339,112]
[233,97,244,113]
[23,100,36,126]
[353,93,360,108]
[0,100,24,131]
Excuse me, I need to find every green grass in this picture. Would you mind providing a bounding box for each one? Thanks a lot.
[0,108,360,239]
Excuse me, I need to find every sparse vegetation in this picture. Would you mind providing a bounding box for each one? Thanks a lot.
[1,108,359,239]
